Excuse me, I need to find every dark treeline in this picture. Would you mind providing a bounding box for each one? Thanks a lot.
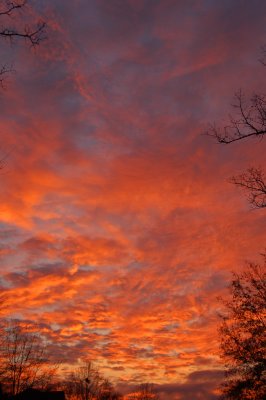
[0,320,119,399]
[0,319,160,400]
[207,45,266,399]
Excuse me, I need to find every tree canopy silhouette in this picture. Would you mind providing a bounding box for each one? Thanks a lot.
[128,384,159,400]
[0,321,57,395]
[219,259,266,399]
[64,362,121,400]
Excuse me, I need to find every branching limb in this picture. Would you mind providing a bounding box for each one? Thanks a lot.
[259,44,266,66]
[0,1,27,17]
[0,1,47,87]
[230,167,266,209]
[207,90,266,144]
[0,63,14,88]
[0,20,46,46]
[0,0,47,47]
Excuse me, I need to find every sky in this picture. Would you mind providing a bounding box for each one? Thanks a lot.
[0,0,265,399]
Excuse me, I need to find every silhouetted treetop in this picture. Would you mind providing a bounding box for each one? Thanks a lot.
[219,259,266,399]
[230,167,266,208]
[0,321,57,395]
[208,90,266,144]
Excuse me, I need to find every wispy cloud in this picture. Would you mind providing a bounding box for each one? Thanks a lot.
[0,0,265,397]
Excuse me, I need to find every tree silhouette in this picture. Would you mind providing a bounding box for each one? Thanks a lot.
[0,321,57,395]
[0,0,46,87]
[64,362,121,400]
[219,259,266,399]
[229,167,266,209]
[208,89,266,144]
[0,1,46,168]
[207,53,266,209]
[128,384,159,400]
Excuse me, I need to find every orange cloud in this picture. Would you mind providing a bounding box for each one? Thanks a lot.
[0,1,265,399]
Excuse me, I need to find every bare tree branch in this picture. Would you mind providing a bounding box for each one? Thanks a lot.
[206,48,266,209]
[0,0,47,85]
[0,20,46,46]
[230,167,266,209]
[0,63,14,88]
[207,90,266,144]
[0,321,57,395]
[0,1,27,17]
[64,362,121,400]
[259,44,266,66]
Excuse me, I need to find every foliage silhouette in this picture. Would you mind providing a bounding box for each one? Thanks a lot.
[219,259,266,399]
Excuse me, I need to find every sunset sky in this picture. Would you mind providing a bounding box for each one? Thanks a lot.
[0,0,265,399]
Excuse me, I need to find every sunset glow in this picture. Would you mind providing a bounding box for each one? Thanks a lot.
[0,1,265,399]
